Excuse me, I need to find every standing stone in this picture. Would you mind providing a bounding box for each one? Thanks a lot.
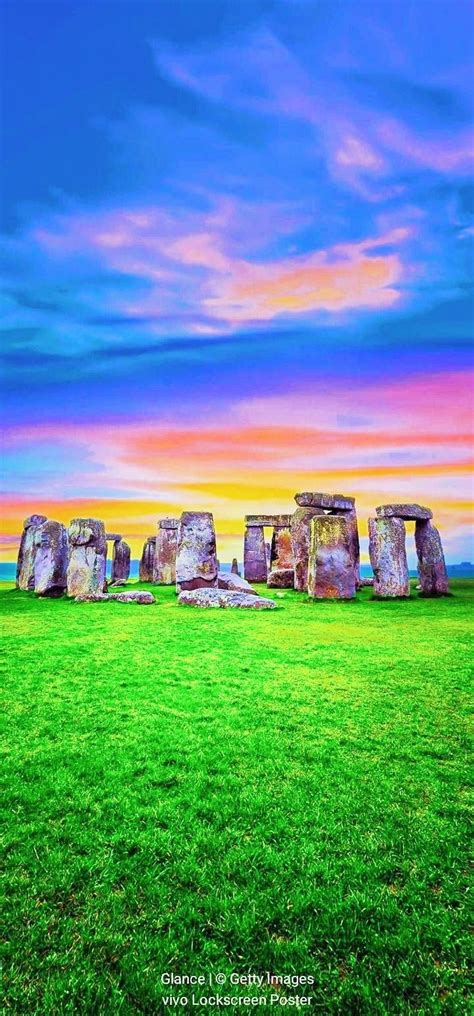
[176,511,218,591]
[67,518,107,598]
[329,508,361,588]
[291,507,325,591]
[415,521,449,596]
[265,541,271,568]
[139,537,156,582]
[111,539,131,583]
[308,515,356,600]
[368,517,410,598]
[33,520,68,597]
[16,514,48,590]
[268,525,294,588]
[231,557,240,575]
[244,525,267,583]
[154,518,179,585]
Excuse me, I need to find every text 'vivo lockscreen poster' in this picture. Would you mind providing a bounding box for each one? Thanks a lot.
[1,1,473,1012]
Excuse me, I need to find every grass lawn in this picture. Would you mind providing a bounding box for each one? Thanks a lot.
[1,579,472,1014]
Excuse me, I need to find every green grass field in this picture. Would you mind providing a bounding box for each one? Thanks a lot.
[1,579,472,1015]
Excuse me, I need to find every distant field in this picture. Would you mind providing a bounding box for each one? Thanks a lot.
[1,580,472,1014]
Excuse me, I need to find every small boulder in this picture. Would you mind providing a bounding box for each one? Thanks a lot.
[218,571,258,594]
[178,588,276,609]
[108,591,155,604]
[267,568,294,588]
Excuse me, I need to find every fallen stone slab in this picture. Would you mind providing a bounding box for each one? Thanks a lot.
[295,492,355,511]
[267,568,294,588]
[359,577,374,587]
[108,591,155,604]
[217,571,258,594]
[376,503,432,521]
[178,588,276,609]
[75,590,155,604]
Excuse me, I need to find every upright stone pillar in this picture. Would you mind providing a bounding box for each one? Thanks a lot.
[268,525,294,588]
[111,539,131,583]
[291,507,325,591]
[139,537,156,581]
[415,521,449,596]
[67,518,107,598]
[33,520,68,597]
[308,515,356,599]
[244,525,267,583]
[176,512,218,592]
[231,557,240,575]
[154,518,179,585]
[16,514,48,590]
[368,517,410,598]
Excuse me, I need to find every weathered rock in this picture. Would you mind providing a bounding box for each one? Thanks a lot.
[16,514,48,590]
[244,525,267,583]
[111,539,131,582]
[329,508,361,587]
[267,568,294,588]
[33,520,68,597]
[154,519,179,584]
[75,590,155,604]
[265,541,271,568]
[368,517,410,598]
[295,492,355,512]
[415,521,450,596]
[109,591,155,604]
[270,526,293,571]
[308,515,356,599]
[67,518,107,598]
[291,507,325,591]
[176,512,218,591]
[160,517,179,530]
[178,588,276,609]
[376,503,432,521]
[231,557,240,575]
[359,577,374,587]
[108,580,127,588]
[218,571,258,594]
[139,536,156,582]
[245,513,292,527]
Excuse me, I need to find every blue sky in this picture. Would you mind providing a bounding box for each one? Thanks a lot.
[1,0,473,561]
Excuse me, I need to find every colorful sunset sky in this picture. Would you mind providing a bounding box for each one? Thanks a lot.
[1,0,473,565]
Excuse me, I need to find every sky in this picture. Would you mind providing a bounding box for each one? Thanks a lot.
[1,0,473,565]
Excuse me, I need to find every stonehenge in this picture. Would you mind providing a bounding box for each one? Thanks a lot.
[369,504,449,598]
[176,511,218,591]
[13,491,451,608]
[33,520,68,597]
[139,536,156,582]
[307,515,356,599]
[16,514,48,590]
[154,518,179,585]
[67,518,107,598]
